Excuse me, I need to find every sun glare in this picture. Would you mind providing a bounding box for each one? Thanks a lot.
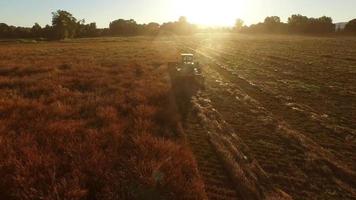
[173,0,247,27]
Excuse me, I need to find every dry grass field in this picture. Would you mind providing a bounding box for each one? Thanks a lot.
[0,37,206,200]
[0,34,355,200]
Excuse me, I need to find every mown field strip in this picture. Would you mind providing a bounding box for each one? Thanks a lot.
[207,60,355,199]
[185,113,241,200]
[200,60,313,199]
[185,43,353,126]
[181,44,356,199]
[185,45,356,167]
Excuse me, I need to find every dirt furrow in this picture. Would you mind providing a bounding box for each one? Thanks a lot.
[187,46,356,171]
[185,110,241,200]
[190,53,356,199]
[189,44,356,131]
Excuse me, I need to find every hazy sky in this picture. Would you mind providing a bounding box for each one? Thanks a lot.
[0,0,355,27]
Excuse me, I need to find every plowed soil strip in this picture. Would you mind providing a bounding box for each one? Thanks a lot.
[196,47,356,171]
[194,52,356,199]
[185,113,240,200]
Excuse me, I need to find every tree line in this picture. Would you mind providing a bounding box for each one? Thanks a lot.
[0,10,197,40]
[235,15,356,35]
[1,11,356,40]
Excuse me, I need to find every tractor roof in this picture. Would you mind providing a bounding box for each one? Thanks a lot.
[181,53,194,56]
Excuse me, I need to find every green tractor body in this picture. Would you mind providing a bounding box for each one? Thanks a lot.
[168,53,205,119]
[169,53,204,85]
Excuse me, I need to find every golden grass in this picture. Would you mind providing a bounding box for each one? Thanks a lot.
[0,37,206,200]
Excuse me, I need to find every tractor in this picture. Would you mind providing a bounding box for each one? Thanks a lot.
[169,53,205,119]
[169,53,204,88]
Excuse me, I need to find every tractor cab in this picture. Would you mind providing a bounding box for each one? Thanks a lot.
[181,53,195,65]
[177,53,201,75]
[168,52,205,92]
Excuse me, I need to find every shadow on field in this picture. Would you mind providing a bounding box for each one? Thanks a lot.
[169,68,201,121]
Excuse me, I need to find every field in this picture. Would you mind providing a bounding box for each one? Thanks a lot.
[0,34,355,200]
[178,34,356,199]
[0,37,206,200]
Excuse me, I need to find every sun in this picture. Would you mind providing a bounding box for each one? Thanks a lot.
[173,0,246,27]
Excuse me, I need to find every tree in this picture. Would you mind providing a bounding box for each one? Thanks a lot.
[288,14,309,33]
[234,19,244,32]
[161,17,197,35]
[76,20,98,37]
[264,16,281,24]
[110,19,140,35]
[312,16,334,34]
[287,14,334,34]
[31,23,42,38]
[179,16,188,24]
[345,19,356,34]
[176,16,195,34]
[0,23,10,38]
[144,22,160,35]
[52,10,78,39]
[42,25,55,39]
[264,16,283,33]
[87,23,98,36]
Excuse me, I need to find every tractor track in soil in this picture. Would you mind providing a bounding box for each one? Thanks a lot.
[192,45,356,171]
[190,44,356,132]
[174,47,289,200]
[200,64,354,199]
[169,55,241,199]
[176,44,356,199]
[185,113,241,200]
